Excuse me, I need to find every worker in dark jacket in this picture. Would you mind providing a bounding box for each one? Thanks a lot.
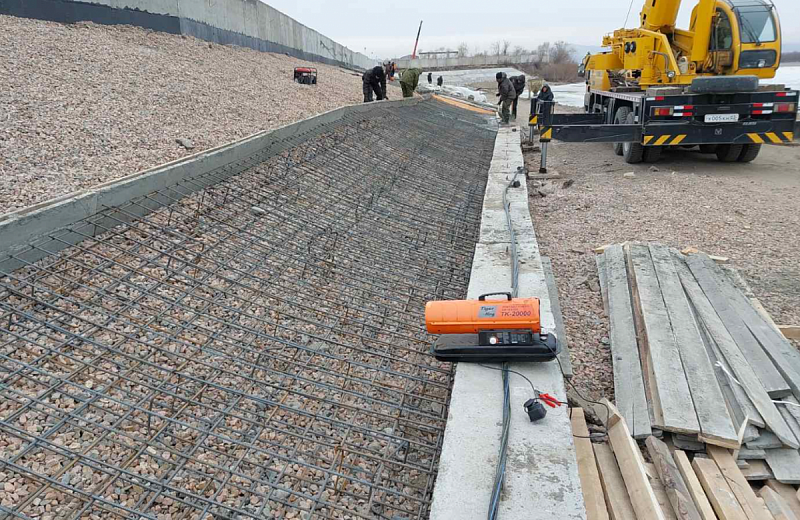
[362,66,386,103]
[510,74,526,120]
[428,72,433,84]
[437,75,443,87]
[537,84,554,103]
[400,68,422,98]
[496,72,517,124]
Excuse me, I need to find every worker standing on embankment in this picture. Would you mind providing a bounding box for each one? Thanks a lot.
[510,74,526,120]
[362,66,386,103]
[496,72,516,124]
[400,68,423,98]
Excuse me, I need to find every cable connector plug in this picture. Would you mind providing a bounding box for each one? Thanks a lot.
[523,399,547,422]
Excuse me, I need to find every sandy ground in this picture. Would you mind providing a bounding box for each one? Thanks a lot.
[0,16,401,214]
[514,99,800,399]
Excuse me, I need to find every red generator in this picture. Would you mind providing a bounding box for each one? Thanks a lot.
[293,67,318,85]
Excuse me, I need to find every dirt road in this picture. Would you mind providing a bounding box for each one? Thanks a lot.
[518,104,800,397]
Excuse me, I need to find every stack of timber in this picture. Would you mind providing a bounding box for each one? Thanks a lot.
[571,401,800,520]
[596,243,800,488]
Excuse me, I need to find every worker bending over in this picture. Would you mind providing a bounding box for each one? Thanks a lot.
[510,74,526,120]
[427,72,433,84]
[495,72,516,125]
[400,68,422,98]
[362,66,386,103]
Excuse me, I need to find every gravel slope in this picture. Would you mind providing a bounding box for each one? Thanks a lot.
[0,16,382,213]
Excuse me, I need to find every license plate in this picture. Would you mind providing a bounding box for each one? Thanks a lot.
[705,113,739,123]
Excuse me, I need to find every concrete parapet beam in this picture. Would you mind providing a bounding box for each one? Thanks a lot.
[429,127,586,520]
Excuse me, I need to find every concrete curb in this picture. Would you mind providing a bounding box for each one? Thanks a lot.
[0,96,426,272]
[429,127,586,519]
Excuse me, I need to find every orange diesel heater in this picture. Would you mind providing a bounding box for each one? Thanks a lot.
[425,292,560,362]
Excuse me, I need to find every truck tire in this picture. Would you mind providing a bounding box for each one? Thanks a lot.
[689,76,759,94]
[643,146,662,163]
[716,144,744,162]
[613,107,631,156]
[623,112,644,164]
[737,144,762,163]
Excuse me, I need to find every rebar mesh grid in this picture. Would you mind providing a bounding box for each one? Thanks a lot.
[0,101,496,520]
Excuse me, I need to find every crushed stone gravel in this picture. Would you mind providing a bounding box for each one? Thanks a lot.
[0,16,398,213]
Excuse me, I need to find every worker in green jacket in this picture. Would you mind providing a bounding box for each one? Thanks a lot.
[400,68,423,98]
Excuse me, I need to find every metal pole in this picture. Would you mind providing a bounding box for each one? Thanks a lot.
[539,142,548,173]
[412,21,423,59]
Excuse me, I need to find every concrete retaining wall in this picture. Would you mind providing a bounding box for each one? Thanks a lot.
[0,0,376,70]
[396,54,536,71]
[429,126,585,519]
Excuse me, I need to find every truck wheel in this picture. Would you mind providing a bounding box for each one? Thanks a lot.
[715,144,744,162]
[643,146,662,163]
[613,107,631,156]
[737,144,762,163]
[699,144,718,154]
[623,112,644,164]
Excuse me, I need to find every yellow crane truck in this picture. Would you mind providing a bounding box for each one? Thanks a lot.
[534,0,798,165]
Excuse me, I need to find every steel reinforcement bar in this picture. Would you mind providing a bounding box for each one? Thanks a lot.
[0,100,497,520]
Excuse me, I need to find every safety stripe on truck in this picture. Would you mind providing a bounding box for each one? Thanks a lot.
[643,135,688,146]
[747,133,793,144]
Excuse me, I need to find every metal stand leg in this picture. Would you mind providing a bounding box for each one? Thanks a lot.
[539,142,548,174]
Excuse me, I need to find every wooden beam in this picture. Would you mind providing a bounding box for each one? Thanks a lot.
[628,245,699,435]
[594,443,637,520]
[676,258,799,449]
[604,400,665,520]
[684,254,790,398]
[646,436,702,520]
[764,449,800,485]
[766,481,800,519]
[596,252,610,317]
[673,450,717,520]
[740,459,772,481]
[738,448,767,460]
[699,254,800,398]
[779,326,800,341]
[542,257,573,379]
[759,486,800,520]
[692,457,748,520]
[650,245,738,447]
[707,445,762,520]
[606,244,651,438]
[651,474,679,520]
[571,409,609,520]
[747,431,784,450]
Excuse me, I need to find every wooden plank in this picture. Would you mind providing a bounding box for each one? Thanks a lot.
[594,443,637,520]
[779,326,800,341]
[740,460,773,481]
[596,252,610,317]
[747,432,785,450]
[697,254,800,398]
[692,457,748,520]
[673,435,706,452]
[650,245,738,447]
[766,481,800,519]
[764,449,800,485]
[571,409,609,520]
[743,424,760,443]
[673,450,718,520]
[542,257,573,379]
[777,404,800,445]
[738,448,767,460]
[651,474,680,520]
[707,445,763,520]
[760,486,800,520]
[606,245,651,438]
[676,257,799,449]
[646,437,702,520]
[628,245,699,435]
[604,399,665,520]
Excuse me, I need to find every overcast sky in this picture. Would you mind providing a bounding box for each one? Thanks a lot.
[264,0,800,59]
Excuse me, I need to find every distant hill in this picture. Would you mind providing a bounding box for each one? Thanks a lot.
[783,43,800,53]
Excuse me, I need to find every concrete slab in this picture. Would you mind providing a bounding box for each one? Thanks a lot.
[430,126,585,519]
